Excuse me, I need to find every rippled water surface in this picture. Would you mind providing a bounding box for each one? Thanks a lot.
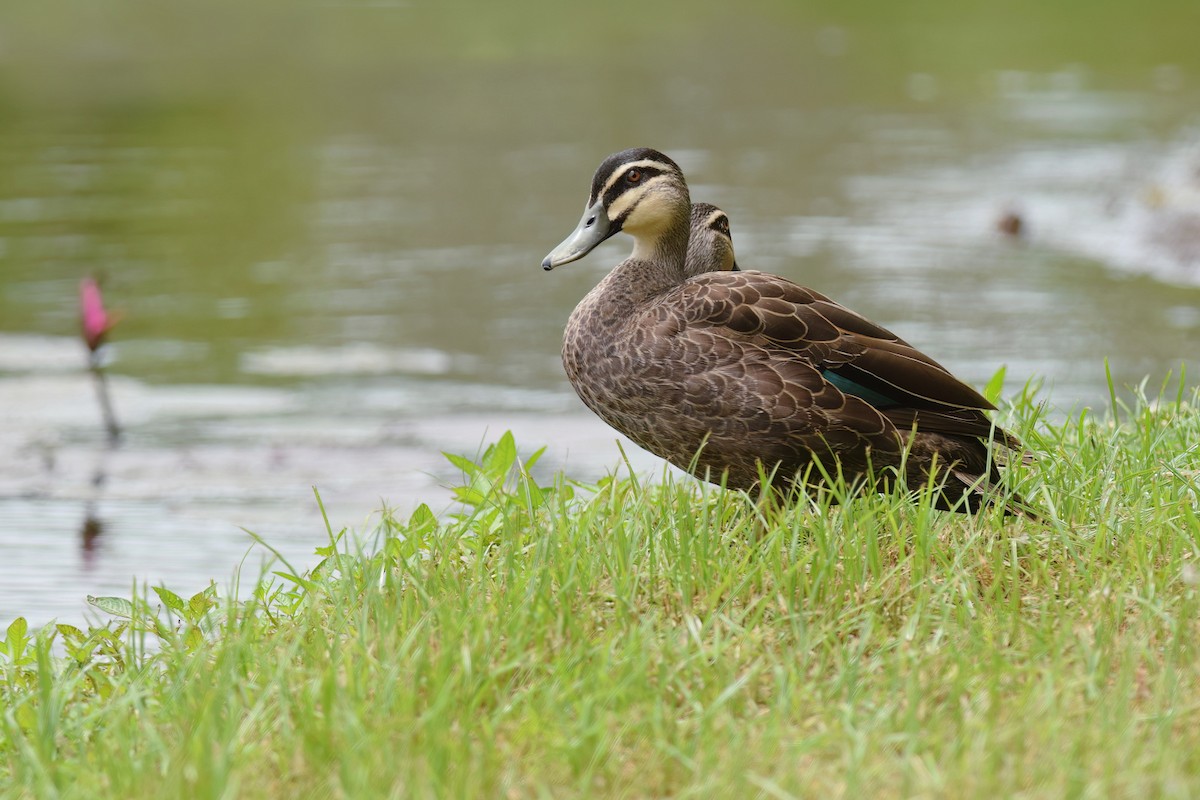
[2,1,1200,624]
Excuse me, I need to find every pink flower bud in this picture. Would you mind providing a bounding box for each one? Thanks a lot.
[80,276,117,352]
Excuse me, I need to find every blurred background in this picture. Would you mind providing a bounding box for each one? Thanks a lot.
[2,0,1199,625]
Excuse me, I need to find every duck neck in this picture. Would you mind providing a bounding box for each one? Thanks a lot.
[620,214,690,301]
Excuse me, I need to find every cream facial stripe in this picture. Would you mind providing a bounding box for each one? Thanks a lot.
[605,174,672,222]
[704,209,729,233]
[592,158,677,206]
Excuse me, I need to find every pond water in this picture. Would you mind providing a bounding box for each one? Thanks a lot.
[2,1,1199,626]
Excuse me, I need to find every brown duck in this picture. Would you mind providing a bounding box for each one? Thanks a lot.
[686,202,739,275]
[542,148,1026,513]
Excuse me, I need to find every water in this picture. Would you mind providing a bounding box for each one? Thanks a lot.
[2,0,1200,625]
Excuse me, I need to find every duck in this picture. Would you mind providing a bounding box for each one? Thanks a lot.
[686,202,739,275]
[542,147,1027,513]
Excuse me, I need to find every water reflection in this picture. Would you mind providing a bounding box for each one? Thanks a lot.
[80,511,103,566]
[80,439,114,570]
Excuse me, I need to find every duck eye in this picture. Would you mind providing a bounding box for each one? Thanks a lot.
[626,169,642,183]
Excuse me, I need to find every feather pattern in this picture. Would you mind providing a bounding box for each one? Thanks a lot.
[546,148,1030,514]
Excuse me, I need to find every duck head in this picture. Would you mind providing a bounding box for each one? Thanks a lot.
[542,148,691,271]
[686,202,740,275]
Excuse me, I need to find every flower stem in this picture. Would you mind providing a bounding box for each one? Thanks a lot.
[88,354,120,444]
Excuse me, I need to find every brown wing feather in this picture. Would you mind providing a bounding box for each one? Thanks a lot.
[686,271,994,413]
[802,294,915,347]
[835,337,994,410]
[883,407,1022,449]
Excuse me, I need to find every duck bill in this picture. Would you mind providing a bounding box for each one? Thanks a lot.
[541,199,615,271]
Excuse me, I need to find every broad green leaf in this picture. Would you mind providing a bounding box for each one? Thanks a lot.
[88,596,135,619]
[188,590,215,618]
[453,485,488,506]
[153,586,187,615]
[409,503,437,532]
[55,623,85,643]
[5,617,28,654]
[443,451,479,477]
[483,431,517,476]
[185,626,204,651]
[94,625,127,647]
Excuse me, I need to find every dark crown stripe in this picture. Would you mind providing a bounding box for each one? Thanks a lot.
[590,156,678,203]
[588,147,682,201]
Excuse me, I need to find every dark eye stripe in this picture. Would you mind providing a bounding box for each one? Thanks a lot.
[704,211,731,237]
[591,157,676,204]
[600,166,664,209]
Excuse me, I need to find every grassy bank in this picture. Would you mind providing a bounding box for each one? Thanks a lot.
[3,383,1200,798]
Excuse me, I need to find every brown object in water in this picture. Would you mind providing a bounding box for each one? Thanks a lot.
[997,210,1024,237]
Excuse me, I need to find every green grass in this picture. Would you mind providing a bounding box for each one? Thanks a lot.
[3,383,1200,799]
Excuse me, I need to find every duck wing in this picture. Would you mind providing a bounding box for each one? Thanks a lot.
[681,271,1019,448]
